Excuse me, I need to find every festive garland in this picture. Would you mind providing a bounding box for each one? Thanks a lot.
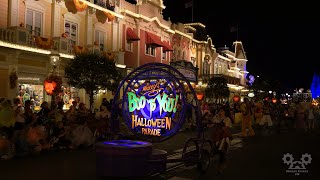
[9,70,18,89]
[44,74,62,96]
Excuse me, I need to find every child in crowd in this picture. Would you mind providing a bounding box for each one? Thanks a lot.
[51,121,70,150]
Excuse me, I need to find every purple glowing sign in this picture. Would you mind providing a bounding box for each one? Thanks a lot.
[126,80,181,137]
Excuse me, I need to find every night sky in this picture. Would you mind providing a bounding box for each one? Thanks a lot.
[162,0,320,91]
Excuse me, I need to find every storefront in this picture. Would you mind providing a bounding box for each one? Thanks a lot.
[17,75,46,111]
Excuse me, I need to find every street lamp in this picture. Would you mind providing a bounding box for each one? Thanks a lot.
[269,91,272,94]
[50,54,60,73]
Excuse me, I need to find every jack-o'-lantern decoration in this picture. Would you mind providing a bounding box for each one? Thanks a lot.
[96,10,107,23]
[105,12,115,22]
[73,45,87,54]
[73,0,87,12]
[96,10,115,23]
[233,95,240,102]
[65,0,77,14]
[35,36,53,49]
[44,74,62,96]
[272,98,277,103]
[65,0,87,14]
[103,52,115,61]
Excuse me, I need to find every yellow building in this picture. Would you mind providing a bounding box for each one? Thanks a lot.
[0,0,250,110]
[0,0,125,110]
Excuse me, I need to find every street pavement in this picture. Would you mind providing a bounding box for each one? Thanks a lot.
[152,129,320,180]
[0,126,319,180]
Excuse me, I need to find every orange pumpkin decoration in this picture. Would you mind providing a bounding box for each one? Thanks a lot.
[35,36,53,49]
[44,81,57,95]
[103,52,115,61]
[105,12,115,22]
[73,0,87,12]
[96,10,107,23]
[73,45,87,54]
[65,0,77,14]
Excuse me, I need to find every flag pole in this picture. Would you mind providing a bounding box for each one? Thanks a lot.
[191,0,194,22]
[236,24,239,40]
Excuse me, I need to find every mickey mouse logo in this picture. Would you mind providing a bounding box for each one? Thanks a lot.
[282,153,312,170]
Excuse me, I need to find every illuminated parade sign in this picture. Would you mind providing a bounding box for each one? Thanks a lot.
[111,63,200,142]
[126,80,181,137]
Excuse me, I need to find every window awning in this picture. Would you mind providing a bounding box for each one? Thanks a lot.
[145,32,164,47]
[126,28,140,41]
[162,41,174,52]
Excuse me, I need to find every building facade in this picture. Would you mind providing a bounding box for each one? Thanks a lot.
[0,0,250,110]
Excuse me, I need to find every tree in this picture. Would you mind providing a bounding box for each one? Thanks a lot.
[248,77,282,100]
[205,76,230,103]
[64,52,122,113]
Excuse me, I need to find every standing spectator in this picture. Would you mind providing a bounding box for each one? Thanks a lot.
[75,97,81,109]
[294,103,306,131]
[24,100,35,125]
[240,98,255,137]
[0,99,15,138]
[306,103,315,131]
[54,101,65,125]
[207,107,232,174]
[36,101,53,125]
[13,98,25,130]
[77,102,88,124]
[66,101,78,125]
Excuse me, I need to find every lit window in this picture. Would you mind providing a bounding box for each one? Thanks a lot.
[95,30,105,51]
[65,21,78,46]
[26,9,43,36]
[145,45,156,57]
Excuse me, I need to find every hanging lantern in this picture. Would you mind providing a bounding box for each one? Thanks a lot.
[44,81,57,95]
[272,98,277,103]
[196,92,204,100]
[44,74,62,96]
[233,95,240,102]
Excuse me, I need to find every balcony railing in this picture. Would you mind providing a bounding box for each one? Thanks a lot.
[200,74,241,85]
[0,26,126,66]
[0,26,105,56]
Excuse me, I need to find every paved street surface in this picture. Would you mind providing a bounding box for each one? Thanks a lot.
[152,130,320,180]
[0,128,319,180]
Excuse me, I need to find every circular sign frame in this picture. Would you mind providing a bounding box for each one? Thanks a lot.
[110,63,201,142]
